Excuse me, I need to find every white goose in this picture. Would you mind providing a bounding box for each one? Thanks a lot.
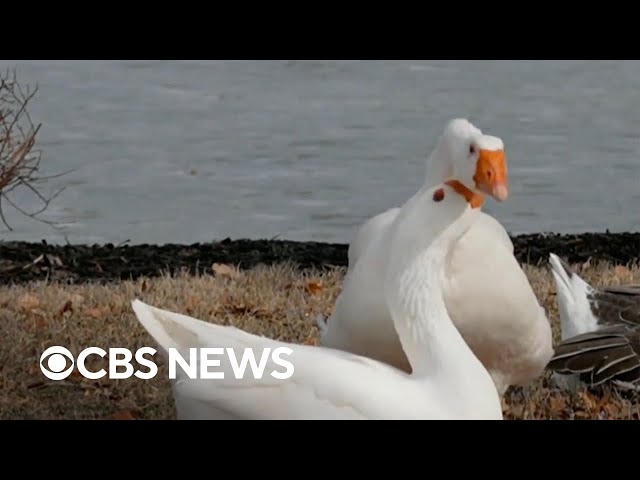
[131,180,503,420]
[318,118,553,396]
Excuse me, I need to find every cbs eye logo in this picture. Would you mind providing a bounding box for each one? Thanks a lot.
[39,346,75,380]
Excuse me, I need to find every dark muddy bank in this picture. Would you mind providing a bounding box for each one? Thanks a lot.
[1,232,640,285]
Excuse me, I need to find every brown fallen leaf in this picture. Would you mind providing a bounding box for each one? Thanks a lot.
[306,280,324,294]
[84,308,104,319]
[19,294,40,312]
[212,263,239,278]
[108,410,137,420]
[59,300,73,317]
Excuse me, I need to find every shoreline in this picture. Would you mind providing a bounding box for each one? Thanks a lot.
[1,231,640,285]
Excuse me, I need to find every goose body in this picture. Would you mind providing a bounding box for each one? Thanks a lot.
[319,119,553,396]
[131,180,503,420]
[547,253,640,390]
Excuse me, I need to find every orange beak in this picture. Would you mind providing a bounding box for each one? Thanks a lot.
[473,148,508,202]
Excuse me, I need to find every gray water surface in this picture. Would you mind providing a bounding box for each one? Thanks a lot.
[0,60,638,245]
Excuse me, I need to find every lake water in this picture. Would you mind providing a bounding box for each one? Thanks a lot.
[0,60,638,246]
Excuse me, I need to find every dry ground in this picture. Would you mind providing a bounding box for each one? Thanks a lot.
[1,260,640,420]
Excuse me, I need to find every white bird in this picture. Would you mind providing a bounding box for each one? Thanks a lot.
[547,253,640,391]
[318,118,553,396]
[130,179,503,420]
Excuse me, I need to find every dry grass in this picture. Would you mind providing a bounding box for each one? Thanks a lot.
[1,260,640,420]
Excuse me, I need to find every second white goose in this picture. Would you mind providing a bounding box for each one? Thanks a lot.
[318,118,553,396]
[131,180,503,420]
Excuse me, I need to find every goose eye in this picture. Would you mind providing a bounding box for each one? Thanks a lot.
[469,144,476,155]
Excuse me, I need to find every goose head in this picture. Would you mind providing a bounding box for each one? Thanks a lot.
[428,118,509,206]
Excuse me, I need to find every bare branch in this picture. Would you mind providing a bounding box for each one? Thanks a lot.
[0,67,67,231]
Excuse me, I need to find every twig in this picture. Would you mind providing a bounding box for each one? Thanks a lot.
[0,67,68,231]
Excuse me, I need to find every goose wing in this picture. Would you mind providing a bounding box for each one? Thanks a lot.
[601,284,640,296]
[131,300,432,420]
[547,324,640,388]
[587,289,640,326]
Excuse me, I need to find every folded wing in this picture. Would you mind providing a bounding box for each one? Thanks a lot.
[131,300,423,420]
[547,324,640,388]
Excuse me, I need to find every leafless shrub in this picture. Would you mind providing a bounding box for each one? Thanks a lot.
[0,68,67,231]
